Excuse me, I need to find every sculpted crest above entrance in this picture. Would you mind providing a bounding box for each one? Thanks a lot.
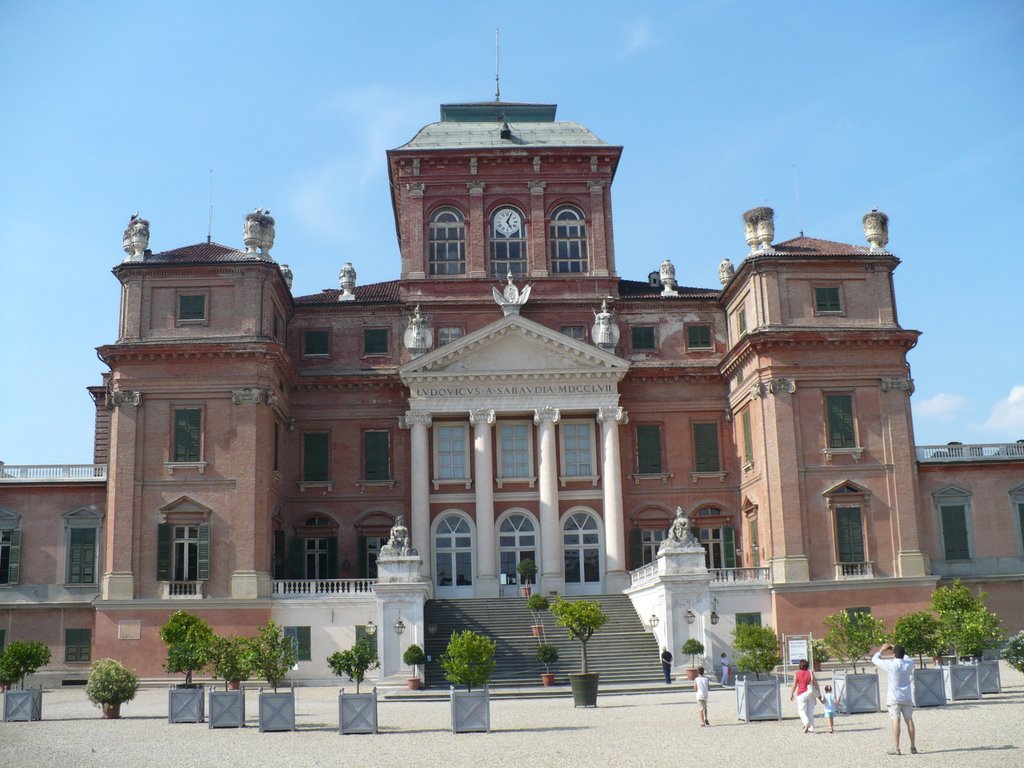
[399,314,629,414]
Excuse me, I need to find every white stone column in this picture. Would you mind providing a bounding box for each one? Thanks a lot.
[402,410,432,581]
[534,407,563,595]
[598,406,630,592]
[470,408,498,597]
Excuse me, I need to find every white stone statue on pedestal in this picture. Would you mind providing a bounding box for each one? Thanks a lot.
[403,306,433,358]
[659,507,701,552]
[591,299,620,352]
[380,515,415,557]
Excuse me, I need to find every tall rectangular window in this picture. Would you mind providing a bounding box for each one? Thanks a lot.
[636,425,663,474]
[67,527,97,584]
[363,328,389,355]
[437,327,464,347]
[835,507,865,563]
[741,409,754,466]
[284,626,312,661]
[815,286,842,313]
[562,422,594,477]
[178,294,206,321]
[364,431,391,481]
[303,432,330,481]
[273,422,280,472]
[64,628,91,663]
[173,524,200,581]
[499,424,530,478]
[173,408,202,462]
[826,394,856,448]
[737,308,747,335]
[693,423,721,473]
[0,529,21,585]
[631,326,656,350]
[303,330,329,356]
[940,504,970,560]
[686,324,712,350]
[1018,502,1024,553]
[436,425,468,480]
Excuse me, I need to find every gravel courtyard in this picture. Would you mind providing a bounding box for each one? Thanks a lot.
[1,663,1020,768]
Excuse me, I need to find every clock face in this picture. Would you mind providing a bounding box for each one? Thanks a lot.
[494,208,522,238]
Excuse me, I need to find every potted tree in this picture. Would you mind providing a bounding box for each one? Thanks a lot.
[1004,631,1024,674]
[891,610,946,707]
[440,630,496,732]
[328,637,380,734]
[824,609,886,713]
[0,640,50,721]
[933,580,1004,696]
[536,643,559,686]
[811,639,830,672]
[549,598,608,707]
[249,620,298,732]
[85,658,140,719]
[159,610,215,723]
[402,643,427,690]
[207,634,253,728]
[732,623,783,722]
[517,558,537,597]
[681,638,705,680]
[526,593,549,638]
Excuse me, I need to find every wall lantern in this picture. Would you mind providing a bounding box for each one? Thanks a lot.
[648,614,660,630]
[394,617,406,636]
[685,609,696,625]
[365,620,377,636]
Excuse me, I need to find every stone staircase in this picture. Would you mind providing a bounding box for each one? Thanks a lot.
[423,593,662,688]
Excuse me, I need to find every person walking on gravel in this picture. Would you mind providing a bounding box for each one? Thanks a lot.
[872,642,918,755]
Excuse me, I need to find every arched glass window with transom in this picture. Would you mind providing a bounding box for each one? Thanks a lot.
[549,205,589,273]
[435,514,474,596]
[489,206,528,277]
[428,207,466,275]
[498,512,536,594]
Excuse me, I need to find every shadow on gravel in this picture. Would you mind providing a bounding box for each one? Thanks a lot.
[919,745,1017,755]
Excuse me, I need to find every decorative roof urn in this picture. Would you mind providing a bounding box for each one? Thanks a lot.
[863,208,889,252]
[659,259,678,297]
[279,263,293,290]
[742,207,774,252]
[718,258,735,286]
[243,208,275,258]
[338,262,357,301]
[121,213,150,262]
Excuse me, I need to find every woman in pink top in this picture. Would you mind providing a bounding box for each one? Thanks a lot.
[789,659,819,733]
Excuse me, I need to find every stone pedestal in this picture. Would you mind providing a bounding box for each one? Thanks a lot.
[375,553,430,686]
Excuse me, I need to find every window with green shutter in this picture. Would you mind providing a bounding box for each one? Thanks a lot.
[303,432,330,481]
[736,612,761,627]
[64,628,91,663]
[693,423,721,473]
[363,328,389,355]
[0,629,5,653]
[737,308,747,335]
[364,431,391,481]
[941,504,970,560]
[284,626,312,661]
[723,525,736,568]
[1018,503,1024,553]
[355,625,379,655]
[173,408,202,462]
[686,324,712,350]
[631,326,656,350]
[0,529,21,585]
[825,394,856,449]
[178,294,206,321]
[636,425,663,474]
[67,527,97,584]
[741,409,754,466]
[749,518,760,568]
[815,286,842,313]
[835,507,865,563]
[304,330,329,356]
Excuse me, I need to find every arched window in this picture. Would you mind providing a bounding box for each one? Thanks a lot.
[428,207,466,275]
[434,513,474,595]
[563,511,602,593]
[549,206,588,273]
[498,512,537,593]
[489,206,527,277]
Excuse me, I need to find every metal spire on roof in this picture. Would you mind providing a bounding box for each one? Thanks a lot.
[495,29,501,102]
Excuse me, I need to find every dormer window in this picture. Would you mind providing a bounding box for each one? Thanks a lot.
[428,207,466,275]
[549,206,589,273]
[489,206,527,277]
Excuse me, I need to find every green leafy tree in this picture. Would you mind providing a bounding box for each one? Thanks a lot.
[248,620,297,692]
[440,630,496,691]
[891,610,945,666]
[0,641,51,689]
[549,598,608,674]
[158,610,215,686]
[1003,631,1024,673]
[516,558,537,587]
[732,624,782,680]
[327,638,379,694]
[681,638,705,668]
[526,592,549,624]
[811,639,830,666]
[403,643,427,679]
[85,658,140,711]
[823,609,887,673]
[536,643,559,674]
[931,579,1005,660]
[207,634,254,689]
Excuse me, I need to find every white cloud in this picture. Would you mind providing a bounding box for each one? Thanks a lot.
[619,18,653,58]
[980,385,1024,439]
[914,392,967,421]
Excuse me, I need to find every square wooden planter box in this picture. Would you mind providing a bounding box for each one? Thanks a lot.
[339,688,378,734]
[168,685,205,723]
[942,665,981,701]
[259,688,295,732]
[911,668,946,707]
[450,686,490,733]
[735,676,781,722]
[977,661,1001,694]
[833,671,880,714]
[208,688,246,728]
[3,689,43,721]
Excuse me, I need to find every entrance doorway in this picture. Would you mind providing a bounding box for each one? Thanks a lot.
[498,512,537,597]
[435,513,474,598]
[563,511,601,595]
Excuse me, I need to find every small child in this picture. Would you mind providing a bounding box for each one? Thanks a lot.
[694,666,710,727]
[820,684,837,733]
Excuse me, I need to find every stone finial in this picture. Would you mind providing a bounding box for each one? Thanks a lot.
[863,208,889,251]
[338,262,356,301]
[121,213,150,262]
[718,258,735,286]
[243,208,275,258]
[742,207,774,252]
[279,263,293,290]
[491,272,532,315]
[403,305,433,358]
[659,259,678,297]
[591,298,620,352]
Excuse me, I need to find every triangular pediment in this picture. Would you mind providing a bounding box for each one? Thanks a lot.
[160,496,212,517]
[822,480,870,497]
[401,314,627,378]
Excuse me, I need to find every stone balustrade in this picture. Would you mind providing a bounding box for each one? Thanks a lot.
[917,442,1024,462]
[271,578,377,598]
[0,464,107,482]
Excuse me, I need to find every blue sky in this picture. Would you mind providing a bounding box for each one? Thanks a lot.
[1,0,1022,464]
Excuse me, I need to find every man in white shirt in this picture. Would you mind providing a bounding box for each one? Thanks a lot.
[694,666,710,727]
[871,642,918,755]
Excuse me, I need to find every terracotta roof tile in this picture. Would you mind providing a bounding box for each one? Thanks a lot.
[618,279,719,299]
[295,280,401,306]
[141,242,251,263]
[769,237,876,257]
